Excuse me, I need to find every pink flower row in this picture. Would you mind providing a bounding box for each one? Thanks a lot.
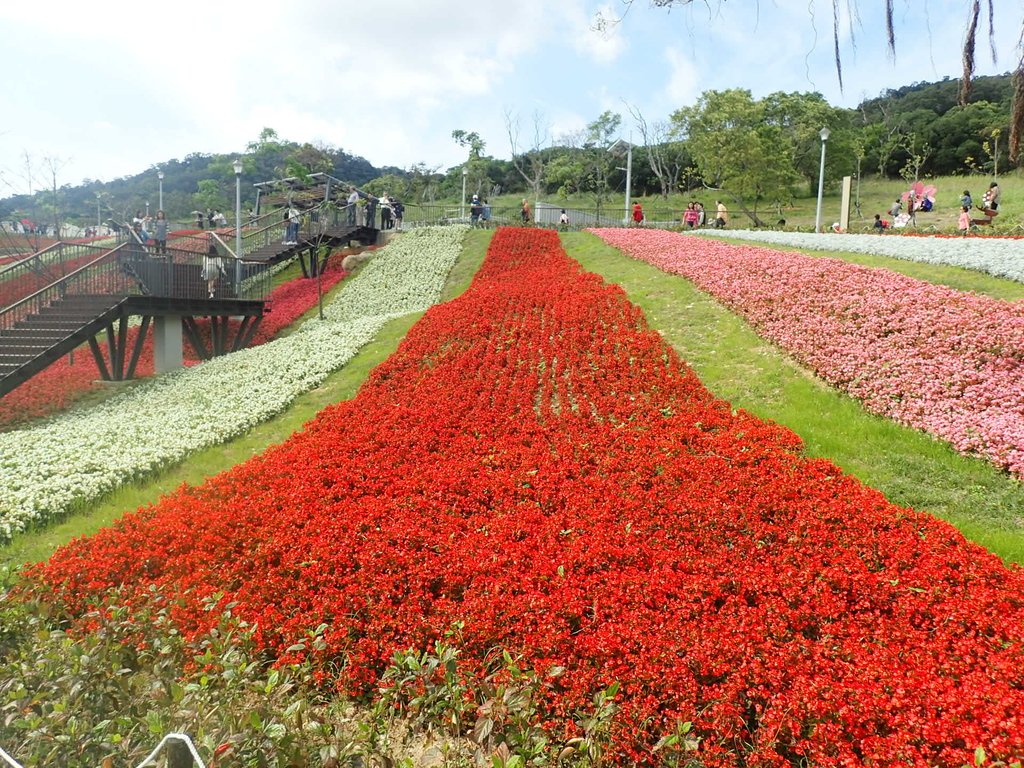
[591,228,1024,477]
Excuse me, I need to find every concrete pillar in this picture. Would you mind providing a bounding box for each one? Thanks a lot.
[153,316,184,374]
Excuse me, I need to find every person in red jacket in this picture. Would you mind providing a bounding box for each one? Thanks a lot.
[631,201,644,226]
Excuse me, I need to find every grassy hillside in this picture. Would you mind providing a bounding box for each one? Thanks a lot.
[476,172,1024,234]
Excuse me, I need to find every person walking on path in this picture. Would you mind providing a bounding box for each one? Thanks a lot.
[715,200,728,228]
[632,201,644,226]
[520,198,531,225]
[958,206,972,235]
[285,205,301,244]
[202,242,225,298]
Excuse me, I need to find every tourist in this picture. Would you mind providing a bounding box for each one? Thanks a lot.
[152,210,168,254]
[632,201,644,226]
[982,180,1001,215]
[715,200,728,228]
[521,198,531,225]
[347,187,360,226]
[683,202,699,229]
[392,198,405,230]
[285,204,301,244]
[958,205,972,235]
[202,242,224,298]
[470,194,483,227]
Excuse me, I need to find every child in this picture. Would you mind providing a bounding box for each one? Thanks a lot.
[958,205,972,235]
[873,213,888,231]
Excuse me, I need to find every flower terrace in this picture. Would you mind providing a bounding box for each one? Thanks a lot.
[4,227,1023,767]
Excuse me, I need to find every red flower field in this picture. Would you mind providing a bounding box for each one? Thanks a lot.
[28,228,1024,766]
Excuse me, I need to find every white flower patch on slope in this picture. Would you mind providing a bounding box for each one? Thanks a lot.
[0,226,468,542]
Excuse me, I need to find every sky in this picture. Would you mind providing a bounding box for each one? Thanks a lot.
[0,0,1020,197]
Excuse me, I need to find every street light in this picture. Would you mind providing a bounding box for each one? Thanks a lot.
[145,200,150,217]
[814,126,831,233]
[233,158,243,295]
[95,192,101,227]
[157,170,164,211]
[461,167,468,220]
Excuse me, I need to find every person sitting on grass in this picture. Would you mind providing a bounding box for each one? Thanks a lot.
[873,213,889,231]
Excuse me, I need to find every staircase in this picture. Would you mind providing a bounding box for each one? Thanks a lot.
[0,295,126,397]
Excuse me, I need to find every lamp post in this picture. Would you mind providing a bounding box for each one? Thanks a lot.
[814,126,831,233]
[233,158,243,295]
[157,170,164,211]
[461,167,467,220]
[145,200,150,217]
[95,192,101,227]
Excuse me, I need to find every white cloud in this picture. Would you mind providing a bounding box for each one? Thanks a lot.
[662,47,699,106]
[1,0,1020,196]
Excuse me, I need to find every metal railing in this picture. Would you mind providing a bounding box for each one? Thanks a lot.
[0,244,135,334]
[393,201,689,230]
[0,242,114,312]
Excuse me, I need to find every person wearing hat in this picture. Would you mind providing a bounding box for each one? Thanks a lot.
[469,194,484,227]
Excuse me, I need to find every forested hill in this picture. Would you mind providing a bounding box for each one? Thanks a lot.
[855,74,1014,177]
[857,74,1014,119]
[0,137,400,226]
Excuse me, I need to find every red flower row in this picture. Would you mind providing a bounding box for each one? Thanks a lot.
[29,229,1024,766]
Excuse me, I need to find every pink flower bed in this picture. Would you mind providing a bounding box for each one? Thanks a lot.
[591,228,1024,477]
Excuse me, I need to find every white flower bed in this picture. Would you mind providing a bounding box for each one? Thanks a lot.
[0,226,468,542]
[697,230,1024,283]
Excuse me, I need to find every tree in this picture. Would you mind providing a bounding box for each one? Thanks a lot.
[451,129,489,200]
[577,111,623,213]
[672,89,801,226]
[192,179,228,214]
[625,103,690,199]
[599,0,1024,164]
[505,109,549,203]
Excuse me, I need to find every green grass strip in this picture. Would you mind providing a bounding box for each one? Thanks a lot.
[563,231,1024,565]
[0,232,492,568]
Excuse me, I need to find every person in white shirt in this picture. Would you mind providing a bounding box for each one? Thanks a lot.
[347,187,360,226]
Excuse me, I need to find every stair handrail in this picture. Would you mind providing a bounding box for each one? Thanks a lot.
[1,733,206,768]
[0,243,132,334]
[0,242,116,313]
[0,241,82,282]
